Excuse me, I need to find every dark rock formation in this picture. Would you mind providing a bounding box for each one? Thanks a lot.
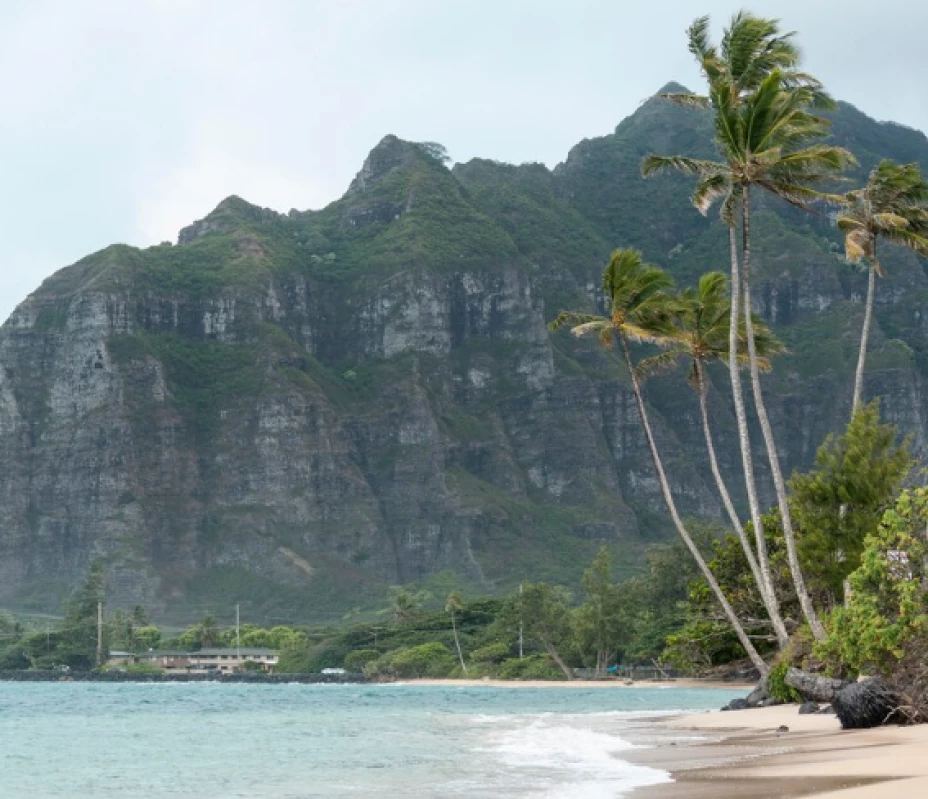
[722,697,750,711]
[833,679,902,729]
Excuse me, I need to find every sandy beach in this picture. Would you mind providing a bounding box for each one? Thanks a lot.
[627,704,928,798]
[406,678,754,690]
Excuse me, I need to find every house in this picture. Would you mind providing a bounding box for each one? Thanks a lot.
[106,648,280,674]
[107,650,134,667]
[136,650,194,672]
[189,648,280,674]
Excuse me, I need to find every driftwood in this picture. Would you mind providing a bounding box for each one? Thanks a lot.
[832,678,903,729]
[785,668,847,703]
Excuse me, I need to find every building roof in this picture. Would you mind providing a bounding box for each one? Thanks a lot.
[195,648,279,656]
[140,650,192,657]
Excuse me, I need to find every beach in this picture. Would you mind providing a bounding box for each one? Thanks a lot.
[407,678,752,690]
[628,704,928,798]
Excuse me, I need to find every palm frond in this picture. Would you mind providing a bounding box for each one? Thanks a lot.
[692,174,731,215]
[548,311,605,333]
[881,227,928,257]
[635,350,687,381]
[641,155,725,178]
[687,15,714,61]
[844,228,871,263]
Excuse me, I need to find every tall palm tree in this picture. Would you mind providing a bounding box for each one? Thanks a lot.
[552,249,768,675]
[643,13,855,641]
[637,271,789,648]
[445,591,468,675]
[838,160,928,413]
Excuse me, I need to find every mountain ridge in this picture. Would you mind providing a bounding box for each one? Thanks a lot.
[2,84,927,621]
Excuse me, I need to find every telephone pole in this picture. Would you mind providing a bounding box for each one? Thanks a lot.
[96,601,104,668]
[235,603,241,660]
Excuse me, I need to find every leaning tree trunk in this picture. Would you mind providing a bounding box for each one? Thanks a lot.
[695,361,789,648]
[451,610,467,675]
[852,262,877,415]
[544,643,575,681]
[620,336,769,675]
[741,188,826,641]
[726,219,787,649]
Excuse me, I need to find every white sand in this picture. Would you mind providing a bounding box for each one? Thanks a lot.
[656,704,928,798]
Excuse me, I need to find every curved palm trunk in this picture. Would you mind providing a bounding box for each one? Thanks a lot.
[450,610,467,675]
[852,264,877,414]
[620,336,768,675]
[695,361,789,648]
[545,643,575,681]
[726,220,785,644]
[741,187,826,641]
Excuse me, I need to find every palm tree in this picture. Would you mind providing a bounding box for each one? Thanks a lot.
[637,271,789,648]
[838,160,928,413]
[643,13,855,641]
[552,249,768,675]
[445,591,468,675]
[388,587,421,624]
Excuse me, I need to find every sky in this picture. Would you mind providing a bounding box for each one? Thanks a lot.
[2,0,926,321]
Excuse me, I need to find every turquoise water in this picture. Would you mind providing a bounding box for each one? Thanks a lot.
[0,682,737,798]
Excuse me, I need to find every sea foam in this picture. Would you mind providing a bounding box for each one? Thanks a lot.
[486,718,672,798]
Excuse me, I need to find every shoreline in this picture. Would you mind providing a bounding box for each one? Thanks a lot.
[625,705,928,798]
[403,678,752,690]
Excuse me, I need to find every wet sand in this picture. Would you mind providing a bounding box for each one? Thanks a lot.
[627,704,928,798]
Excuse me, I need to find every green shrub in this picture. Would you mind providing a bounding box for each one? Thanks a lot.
[365,643,456,679]
[497,654,564,681]
[816,488,928,678]
[470,642,510,665]
[767,662,802,703]
[276,647,312,674]
[126,663,163,675]
[344,649,381,672]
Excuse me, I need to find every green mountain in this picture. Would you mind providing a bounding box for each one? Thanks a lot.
[2,88,927,622]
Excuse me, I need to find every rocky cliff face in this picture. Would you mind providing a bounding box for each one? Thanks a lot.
[1,96,927,619]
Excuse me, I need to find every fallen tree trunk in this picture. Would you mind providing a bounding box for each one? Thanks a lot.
[832,678,903,729]
[785,669,847,703]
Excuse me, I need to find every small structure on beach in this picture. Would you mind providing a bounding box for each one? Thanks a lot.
[107,648,279,674]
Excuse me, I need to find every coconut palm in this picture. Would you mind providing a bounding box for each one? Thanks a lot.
[445,591,468,675]
[838,161,928,413]
[552,249,768,675]
[637,271,789,647]
[643,13,855,641]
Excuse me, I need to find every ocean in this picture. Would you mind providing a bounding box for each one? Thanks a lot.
[0,682,737,798]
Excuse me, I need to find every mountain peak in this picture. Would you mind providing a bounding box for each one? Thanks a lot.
[655,81,692,95]
[348,136,449,195]
[177,195,282,245]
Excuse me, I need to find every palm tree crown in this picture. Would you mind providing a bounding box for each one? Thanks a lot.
[550,249,677,345]
[838,160,928,274]
[840,160,928,412]
[637,271,784,382]
[661,12,830,111]
[642,68,855,220]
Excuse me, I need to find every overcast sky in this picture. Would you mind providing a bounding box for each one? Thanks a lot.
[2,0,926,321]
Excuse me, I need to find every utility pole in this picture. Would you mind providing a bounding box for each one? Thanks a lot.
[235,603,241,661]
[518,583,524,660]
[96,601,103,668]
